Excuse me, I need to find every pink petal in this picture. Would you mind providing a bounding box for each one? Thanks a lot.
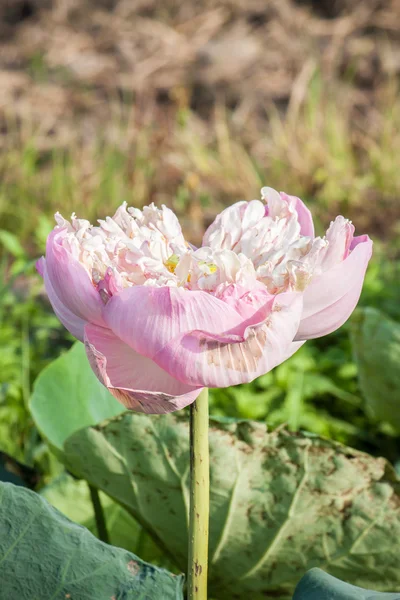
[38,258,86,341]
[36,257,45,277]
[103,285,246,359]
[45,228,105,327]
[153,292,303,387]
[296,236,373,340]
[350,233,369,250]
[320,216,355,271]
[216,283,274,320]
[281,193,315,237]
[85,324,202,414]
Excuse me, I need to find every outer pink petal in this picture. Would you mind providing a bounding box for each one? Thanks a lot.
[350,233,369,250]
[45,228,104,326]
[153,292,303,388]
[84,324,202,414]
[36,257,45,277]
[281,193,315,238]
[296,236,373,340]
[37,257,86,341]
[103,285,247,359]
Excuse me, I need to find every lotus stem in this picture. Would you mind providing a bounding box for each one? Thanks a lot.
[188,388,210,600]
[88,484,110,544]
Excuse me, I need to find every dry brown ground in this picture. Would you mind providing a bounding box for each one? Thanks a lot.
[0,0,399,132]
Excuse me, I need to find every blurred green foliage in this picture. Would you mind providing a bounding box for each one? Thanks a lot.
[0,234,69,467]
[351,307,400,434]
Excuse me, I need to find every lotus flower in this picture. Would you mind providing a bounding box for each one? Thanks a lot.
[37,187,372,413]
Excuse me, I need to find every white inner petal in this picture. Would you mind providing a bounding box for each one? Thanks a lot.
[54,189,351,297]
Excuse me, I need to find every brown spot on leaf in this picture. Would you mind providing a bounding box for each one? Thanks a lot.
[127,560,140,576]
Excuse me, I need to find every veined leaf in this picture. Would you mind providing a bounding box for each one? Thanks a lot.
[0,482,184,599]
[29,342,164,565]
[293,568,400,599]
[41,472,164,562]
[29,341,124,457]
[63,413,400,599]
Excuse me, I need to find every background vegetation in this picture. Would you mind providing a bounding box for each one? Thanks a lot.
[1,0,400,562]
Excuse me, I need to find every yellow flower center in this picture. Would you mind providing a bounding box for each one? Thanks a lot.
[199,260,217,274]
[164,254,180,273]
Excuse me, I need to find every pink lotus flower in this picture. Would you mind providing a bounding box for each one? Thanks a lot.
[37,188,372,413]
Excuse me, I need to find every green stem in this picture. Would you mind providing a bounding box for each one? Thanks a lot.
[188,388,210,600]
[88,484,110,544]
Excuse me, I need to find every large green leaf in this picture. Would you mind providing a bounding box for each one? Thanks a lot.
[0,481,184,599]
[41,472,165,562]
[293,568,400,599]
[63,413,400,600]
[29,343,163,567]
[350,307,400,431]
[29,341,124,455]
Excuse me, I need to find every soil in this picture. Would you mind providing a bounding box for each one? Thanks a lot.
[0,0,399,140]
